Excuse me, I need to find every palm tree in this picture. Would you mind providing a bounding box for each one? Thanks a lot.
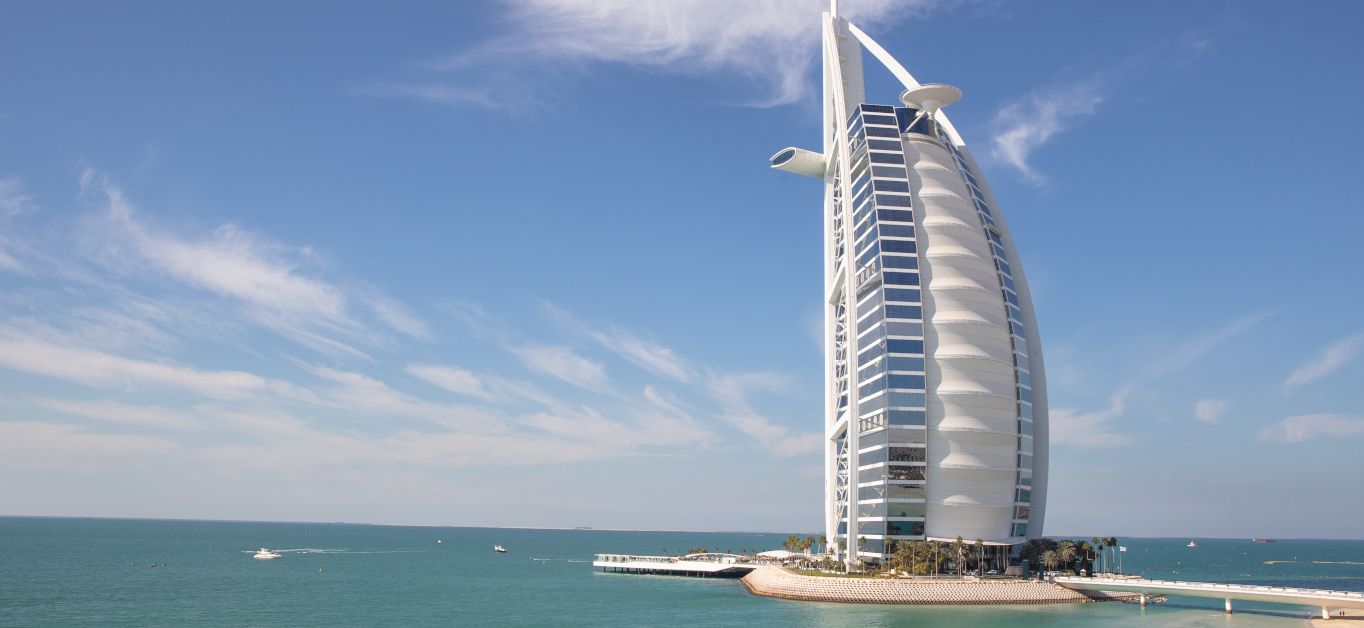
[893,540,914,573]
[1090,537,1103,574]
[953,536,966,578]
[1041,550,1059,577]
[818,534,828,555]
[974,538,985,576]
[1108,537,1118,574]
[1057,540,1076,575]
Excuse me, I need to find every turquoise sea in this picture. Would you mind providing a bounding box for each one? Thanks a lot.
[2,517,1362,627]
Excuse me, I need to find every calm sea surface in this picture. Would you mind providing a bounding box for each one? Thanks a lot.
[2,517,1361,627]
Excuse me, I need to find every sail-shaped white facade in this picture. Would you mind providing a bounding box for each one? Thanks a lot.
[770,9,1049,568]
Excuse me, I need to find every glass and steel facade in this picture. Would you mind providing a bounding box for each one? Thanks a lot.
[771,10,1048,567]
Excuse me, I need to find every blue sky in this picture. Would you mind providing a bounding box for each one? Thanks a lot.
[2,0,1362,538]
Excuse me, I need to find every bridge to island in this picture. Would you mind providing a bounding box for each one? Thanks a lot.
[1054,576,1364,620]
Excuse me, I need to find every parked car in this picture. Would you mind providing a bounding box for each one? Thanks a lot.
[986,569,999,575]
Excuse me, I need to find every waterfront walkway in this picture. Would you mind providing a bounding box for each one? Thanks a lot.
[741,567,1137,605]
[1054,576,1364,620]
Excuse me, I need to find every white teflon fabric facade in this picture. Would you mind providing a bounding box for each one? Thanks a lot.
[906,135,1021,542]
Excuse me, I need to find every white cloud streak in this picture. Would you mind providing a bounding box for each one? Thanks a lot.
[990,80,1104,182]
[588,328,692,383]
[32,397,203,430]
[1145,312,1272,380]
[98,182,347,323]
[1049,387,1131,448]
[0,176,34,273]
[379,0,938,109]
[708,371,819,456]
[0,335,299,401]
[511,344,611,392]
[368,296,433,340]
[1259,414,1364,443]
[70,171,431,359]
[1284,332,1364,394]
[542,303,692,382]
[406,364,492,400]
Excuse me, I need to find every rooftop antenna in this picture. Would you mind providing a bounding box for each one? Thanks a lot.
[899,84,962,134]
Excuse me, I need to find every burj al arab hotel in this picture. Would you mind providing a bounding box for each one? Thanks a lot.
[770,4,1049,568]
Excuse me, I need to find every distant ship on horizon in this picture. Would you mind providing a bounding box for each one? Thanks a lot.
[1252,538,1276,544]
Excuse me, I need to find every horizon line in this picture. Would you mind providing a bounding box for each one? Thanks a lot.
[1,514,1360,542]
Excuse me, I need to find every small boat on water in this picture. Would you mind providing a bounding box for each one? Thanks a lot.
[494,545,508,553]
[1252,538,1275,544]
[253,548,282,560]
[1187,541,1198,548]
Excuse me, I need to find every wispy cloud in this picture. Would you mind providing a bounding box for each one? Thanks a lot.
[1050,387,1131,448]
[0,333,300,401]
[68,171,436,359]
[589,328,693,383]
[511,344,611,392]
[84,174,368,356]
[1259,414,1364,443]
[1284,332,1364,394]
[0,169,822,522]
[367,295,432,340]
[987,29,1218,183]
[351,83,500,109]
[1145,312,1272,380]
[367,0,939,110]
[0,176,35,272]
[708,371,819,456]
[543,303,693,382]
[0,176,33,218]
[1056,313,1270,446]
[32,397,202,430]
[1193,399,1228,424]
[406,363,492,400]
[302,364,500,431]
[989,80,1104,183]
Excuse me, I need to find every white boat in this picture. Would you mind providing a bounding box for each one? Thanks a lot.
[1187,541,1198,548]
[494,545,508,553]
[253,548,282,560]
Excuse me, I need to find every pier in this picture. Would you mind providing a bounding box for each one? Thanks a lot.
[593,553,760,578]
[1054,576,1364,620]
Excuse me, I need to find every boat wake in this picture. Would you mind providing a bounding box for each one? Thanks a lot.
[245,548,421,555]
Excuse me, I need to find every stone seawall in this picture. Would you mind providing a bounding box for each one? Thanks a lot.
[741,567,1139,605]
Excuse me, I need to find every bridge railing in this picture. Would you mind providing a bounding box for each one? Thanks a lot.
[1065,576,1364,598]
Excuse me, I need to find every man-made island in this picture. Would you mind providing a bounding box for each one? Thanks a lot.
[741,566,1137,605]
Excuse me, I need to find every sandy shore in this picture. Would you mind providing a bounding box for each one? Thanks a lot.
[741,566,1141,605]
[1312,609,1364,625]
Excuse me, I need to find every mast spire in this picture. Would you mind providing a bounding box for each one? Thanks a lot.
[830,0,839,18]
